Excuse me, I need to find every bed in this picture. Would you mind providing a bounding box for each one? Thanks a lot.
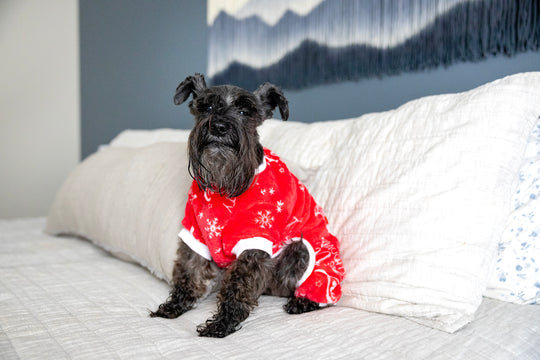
[2,73,540,359]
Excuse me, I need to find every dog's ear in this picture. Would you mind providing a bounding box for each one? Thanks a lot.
[254,83,289,121]
[174,73,207,105]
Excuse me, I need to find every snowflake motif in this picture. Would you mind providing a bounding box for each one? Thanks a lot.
[269,188,276,195]
[198,211,204,219]
[279,167,285,174]
[276,200,284,213]
[260,188,267,196]
[222,197,236,213]
[265,154,279,164]
[320,238,331,248]
[285,216,301,229]
[298,182,305,192]
[255,210,274,229]
[204,217,223,239]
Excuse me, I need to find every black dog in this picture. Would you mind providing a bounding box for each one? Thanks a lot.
[151,74,345,338]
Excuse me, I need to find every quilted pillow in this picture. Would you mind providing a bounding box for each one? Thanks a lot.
[257,73,540,332]
[485,117,540,304]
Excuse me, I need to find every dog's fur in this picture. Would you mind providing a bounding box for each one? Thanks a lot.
[150,74,322,337]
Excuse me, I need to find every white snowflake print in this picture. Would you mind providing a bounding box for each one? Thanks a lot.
[255,210,275,229]
[222,197,236,213]
[285,216,301,229]
[204,217,224,239]
[260,187,276,196]
[298,182,305,192]
[276,200,284,213]
[198,211,204,219]
[265,154,279,164]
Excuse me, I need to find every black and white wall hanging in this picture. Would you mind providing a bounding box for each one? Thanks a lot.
[207,0,540,90]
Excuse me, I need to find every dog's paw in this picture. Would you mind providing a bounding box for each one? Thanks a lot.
[283,297,321,314]
[149,301,187,319]
[196,316,240,338]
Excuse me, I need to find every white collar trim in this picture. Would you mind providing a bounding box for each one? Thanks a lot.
[254,156,266,175]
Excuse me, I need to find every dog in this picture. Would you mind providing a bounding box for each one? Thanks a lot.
[150,73,345,338]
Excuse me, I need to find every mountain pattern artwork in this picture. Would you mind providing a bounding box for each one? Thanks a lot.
[208,0,540,89]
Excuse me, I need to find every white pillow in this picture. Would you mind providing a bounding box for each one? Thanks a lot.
[47,72,540,334]
[109,128,190,148]
[485,117,540,304]
[45,142,317,282]
[258,73,540,332]
[46,142,191,281]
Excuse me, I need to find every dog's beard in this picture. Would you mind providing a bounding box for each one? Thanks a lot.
[188,123,263,198]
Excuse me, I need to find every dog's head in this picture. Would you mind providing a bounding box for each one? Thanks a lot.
[174,73,289,198]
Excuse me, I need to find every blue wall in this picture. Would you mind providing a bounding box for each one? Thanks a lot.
[80,0,207,158]
[80,0,540,158]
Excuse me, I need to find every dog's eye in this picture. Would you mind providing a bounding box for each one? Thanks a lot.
[197,104,213,114]
[238,108,252,116]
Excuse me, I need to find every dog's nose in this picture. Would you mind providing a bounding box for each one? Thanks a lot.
[209,121,230,136]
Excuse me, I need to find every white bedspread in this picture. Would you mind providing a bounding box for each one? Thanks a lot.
[1,218,539,359]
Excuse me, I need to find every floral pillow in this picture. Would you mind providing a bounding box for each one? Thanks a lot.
[485,117,540,304]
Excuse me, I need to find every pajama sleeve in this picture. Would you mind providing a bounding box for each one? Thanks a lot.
[221,204,283,259]
[179,192,212,261]
[294,233,345,305]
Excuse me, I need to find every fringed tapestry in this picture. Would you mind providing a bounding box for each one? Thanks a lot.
[207,0,540,90]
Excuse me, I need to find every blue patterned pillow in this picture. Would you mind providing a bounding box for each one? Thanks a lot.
[485,117,540,304]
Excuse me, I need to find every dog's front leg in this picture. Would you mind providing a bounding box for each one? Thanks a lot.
[197,249,272,338]
[150,241,219,319]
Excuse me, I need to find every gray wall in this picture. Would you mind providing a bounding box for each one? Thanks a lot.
[1,0,79,218]
[80,0,207,158]
[80,0,540,159]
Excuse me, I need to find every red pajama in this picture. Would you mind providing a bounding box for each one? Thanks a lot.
[179,148,345,304]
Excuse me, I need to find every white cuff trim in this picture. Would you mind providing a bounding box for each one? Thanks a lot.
[179,228,212,261]
[231,237,273,258]
[297,238,316,287]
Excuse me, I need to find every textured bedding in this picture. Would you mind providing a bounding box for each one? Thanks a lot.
[1,218,539,360]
